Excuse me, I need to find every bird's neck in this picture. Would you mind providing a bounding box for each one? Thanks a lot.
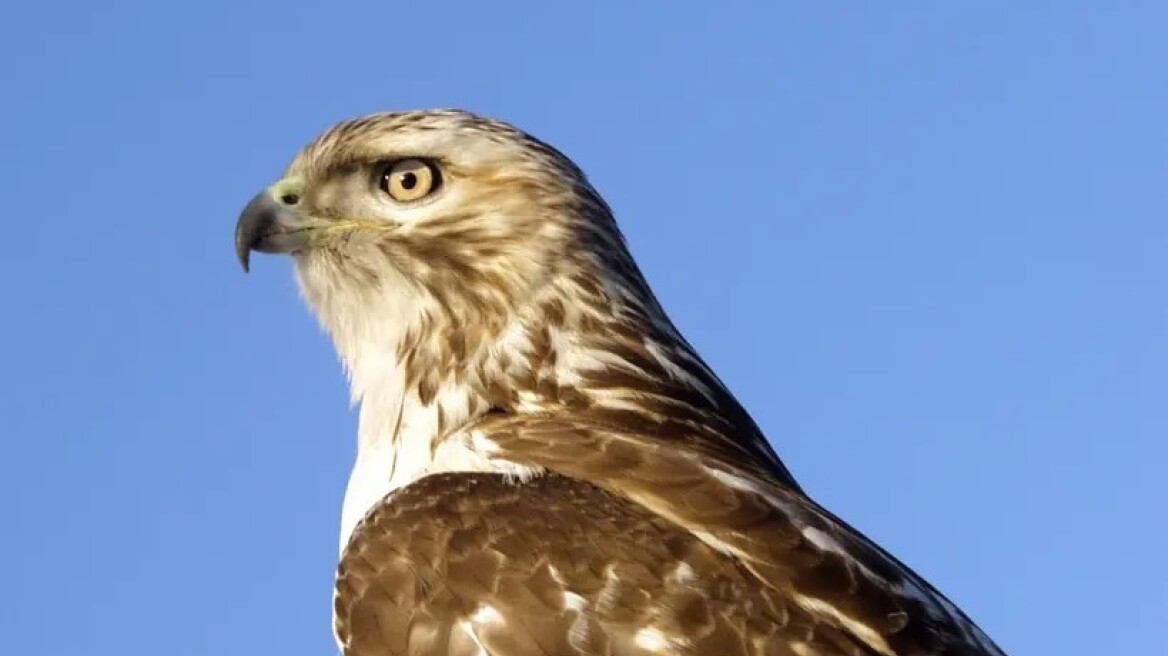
[339,339,495,551]
[305,264,787,550]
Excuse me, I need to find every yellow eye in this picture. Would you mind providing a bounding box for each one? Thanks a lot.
[379,159,440,202]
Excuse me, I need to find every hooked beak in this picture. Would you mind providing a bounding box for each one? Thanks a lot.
[233,180,312,272]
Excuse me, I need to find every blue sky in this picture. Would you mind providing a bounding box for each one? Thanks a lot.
[4,2,1164,654]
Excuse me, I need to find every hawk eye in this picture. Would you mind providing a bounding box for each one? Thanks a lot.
[379,159,440,202]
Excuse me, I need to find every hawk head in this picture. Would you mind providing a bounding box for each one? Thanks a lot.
[237,111,640,386]
[235,108,794,488]
[240,112,617,309]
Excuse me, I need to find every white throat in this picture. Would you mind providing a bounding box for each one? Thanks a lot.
[339,367,475,550]
[296,260,541,552]
[338,350,542,552]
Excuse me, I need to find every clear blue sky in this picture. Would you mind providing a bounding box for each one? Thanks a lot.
[4,2,1164,654]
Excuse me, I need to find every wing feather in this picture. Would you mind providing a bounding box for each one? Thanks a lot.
[336,472,886,656]
[473,414,1005,656]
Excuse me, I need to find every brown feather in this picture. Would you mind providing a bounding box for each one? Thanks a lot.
[337,473,884,656]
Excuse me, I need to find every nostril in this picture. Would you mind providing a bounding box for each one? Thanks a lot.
[280,194,300,206]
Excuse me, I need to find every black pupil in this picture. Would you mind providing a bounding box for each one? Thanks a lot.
[399,172,417,190]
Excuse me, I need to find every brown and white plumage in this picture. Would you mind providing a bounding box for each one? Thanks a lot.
[234,109,1007,655]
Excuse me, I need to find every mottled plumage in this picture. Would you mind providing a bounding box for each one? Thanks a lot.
[234,109,1007,655]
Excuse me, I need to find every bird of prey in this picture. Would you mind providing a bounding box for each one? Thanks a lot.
[235,109,1007,656]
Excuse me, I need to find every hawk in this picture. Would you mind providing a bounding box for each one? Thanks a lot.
[234,109,1007,656]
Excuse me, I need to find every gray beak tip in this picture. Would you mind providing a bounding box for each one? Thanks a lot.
[234,230,253,273]
[234,186,308,272]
